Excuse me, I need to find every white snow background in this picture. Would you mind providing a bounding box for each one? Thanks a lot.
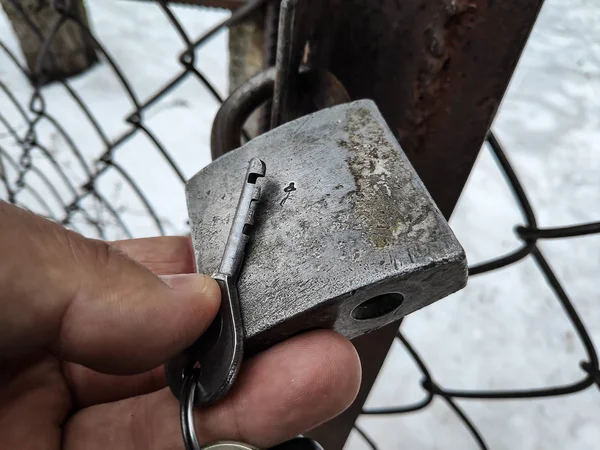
[1,1,599,449]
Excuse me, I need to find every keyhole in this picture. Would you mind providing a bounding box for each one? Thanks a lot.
[280,182,297,206]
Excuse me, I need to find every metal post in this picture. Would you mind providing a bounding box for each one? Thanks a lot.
[304,0,545,447]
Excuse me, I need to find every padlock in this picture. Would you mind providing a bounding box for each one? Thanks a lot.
[186,99,467,355]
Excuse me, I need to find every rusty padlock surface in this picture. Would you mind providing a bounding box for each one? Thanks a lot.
[187,100,467,355]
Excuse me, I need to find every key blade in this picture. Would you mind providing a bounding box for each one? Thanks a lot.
[218,158,266,277]
[166,158,266,407]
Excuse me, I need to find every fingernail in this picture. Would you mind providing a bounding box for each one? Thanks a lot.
[161,273,220,301]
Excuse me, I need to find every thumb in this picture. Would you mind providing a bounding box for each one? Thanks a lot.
[0,202,220,374]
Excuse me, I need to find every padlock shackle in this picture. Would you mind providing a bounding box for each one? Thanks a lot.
[210,67,350,160]
[211,68,276,161]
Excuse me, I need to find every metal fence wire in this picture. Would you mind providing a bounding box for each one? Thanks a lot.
[1,1,600,449]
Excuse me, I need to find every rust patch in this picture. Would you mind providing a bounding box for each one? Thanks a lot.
[337,107,408,249]
[400,0,482,151]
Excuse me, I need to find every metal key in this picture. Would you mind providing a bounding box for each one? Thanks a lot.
[166,157,266,409]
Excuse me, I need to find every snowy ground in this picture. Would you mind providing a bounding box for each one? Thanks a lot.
[1,1,599,449]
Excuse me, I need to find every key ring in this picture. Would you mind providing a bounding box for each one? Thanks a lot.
[180,369,258,450]
[181,368,203,450]
[181,369,259,450]
[180,370,324,450]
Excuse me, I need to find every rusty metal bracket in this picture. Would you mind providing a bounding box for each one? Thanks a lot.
[297,0,545,447]
[270,0,342,129]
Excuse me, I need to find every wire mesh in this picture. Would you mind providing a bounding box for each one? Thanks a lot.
[0,1,599,449]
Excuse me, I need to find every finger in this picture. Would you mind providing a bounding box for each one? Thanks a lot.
[0,202,219,374]
[64,330,361,450]
[0,355,70,450]
[62,236,196,406]
[63,363,168,407]
[109,236,195,275]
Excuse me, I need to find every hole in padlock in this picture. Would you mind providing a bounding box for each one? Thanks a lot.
[351,293,404,321]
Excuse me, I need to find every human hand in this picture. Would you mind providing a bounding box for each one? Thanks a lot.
[0,202,361,449]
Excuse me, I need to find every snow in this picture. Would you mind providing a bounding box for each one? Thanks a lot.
[1,1,228,238]
[1,1,599,449]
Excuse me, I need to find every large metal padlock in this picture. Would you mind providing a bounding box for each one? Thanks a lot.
[186,99,467,355]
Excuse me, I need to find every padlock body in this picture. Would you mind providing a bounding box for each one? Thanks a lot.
[187,100,467,354]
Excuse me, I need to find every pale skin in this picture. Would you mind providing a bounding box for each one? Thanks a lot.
[0,201,362,449]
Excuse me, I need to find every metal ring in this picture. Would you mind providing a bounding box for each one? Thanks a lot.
[181,369,202,450]
[210,68,277,160]
[181,371,260,450]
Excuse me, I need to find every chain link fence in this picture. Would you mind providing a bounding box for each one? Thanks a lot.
[1,1,599,449]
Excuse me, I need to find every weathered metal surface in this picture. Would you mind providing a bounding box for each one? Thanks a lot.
[270,0,342,129]
[310,0,545,216]
[189,100,467,355]
[303,1,545,447]
[270,0,307,128]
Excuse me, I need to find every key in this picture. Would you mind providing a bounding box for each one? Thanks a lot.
[166,157,266,407]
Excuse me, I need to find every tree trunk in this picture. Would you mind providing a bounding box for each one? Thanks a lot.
[1,0,97,84]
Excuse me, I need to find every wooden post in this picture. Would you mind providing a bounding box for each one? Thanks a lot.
[1,0,97,84]
[227,4,266,138]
